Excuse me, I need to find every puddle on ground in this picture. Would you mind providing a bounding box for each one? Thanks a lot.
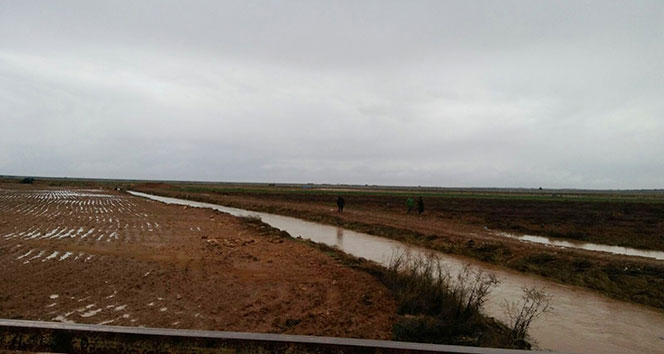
[129,191,664,354]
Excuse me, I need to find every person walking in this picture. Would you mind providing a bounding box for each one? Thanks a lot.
[417,196,424,215]
[406,197,414,214]
[336,196,345,213]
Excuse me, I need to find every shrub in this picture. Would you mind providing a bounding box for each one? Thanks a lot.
[503,287,553,343]
[450,264,500,317]
[384,251,507,345]
[385,251,499,317]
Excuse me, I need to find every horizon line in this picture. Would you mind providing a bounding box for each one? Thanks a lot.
[2,174,662,193]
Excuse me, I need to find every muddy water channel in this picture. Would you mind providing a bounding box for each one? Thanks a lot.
[129,191,664,354]
[493,231,664,261]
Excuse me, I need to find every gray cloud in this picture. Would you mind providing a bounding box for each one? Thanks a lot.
[1,1,663,188]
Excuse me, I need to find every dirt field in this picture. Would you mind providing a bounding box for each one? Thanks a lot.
[131,184,664,309]
[0,184,396,339]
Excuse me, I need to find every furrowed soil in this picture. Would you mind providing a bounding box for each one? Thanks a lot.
[0,184,396,339]
[132,184,664,309]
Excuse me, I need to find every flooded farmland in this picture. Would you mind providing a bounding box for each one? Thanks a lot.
[130,191,664,354]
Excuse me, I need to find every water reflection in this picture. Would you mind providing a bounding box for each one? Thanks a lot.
[336,228,344,248]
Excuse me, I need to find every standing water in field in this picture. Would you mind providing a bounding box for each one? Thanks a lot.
[492,230,664,260]
[129,191,664,354]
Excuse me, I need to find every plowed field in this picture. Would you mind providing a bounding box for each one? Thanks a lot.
[0,185,396,339]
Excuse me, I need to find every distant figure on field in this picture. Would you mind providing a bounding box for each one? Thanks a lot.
[336,196,345,212]
[417,196,424,214]
[406,197,414,214]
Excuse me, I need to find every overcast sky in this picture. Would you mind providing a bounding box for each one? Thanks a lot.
[1,1,662,189]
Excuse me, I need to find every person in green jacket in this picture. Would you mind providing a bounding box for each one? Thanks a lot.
[406,197,414,214]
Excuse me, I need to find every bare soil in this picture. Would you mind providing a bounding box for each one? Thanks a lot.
[0,184,396,339]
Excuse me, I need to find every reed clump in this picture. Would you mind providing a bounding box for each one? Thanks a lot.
[381,251,523,347]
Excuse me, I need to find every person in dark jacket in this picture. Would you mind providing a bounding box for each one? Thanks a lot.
[336,196,345,212]
[417,196,424,214]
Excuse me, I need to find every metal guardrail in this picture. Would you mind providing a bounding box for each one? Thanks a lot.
[0,319,560,354]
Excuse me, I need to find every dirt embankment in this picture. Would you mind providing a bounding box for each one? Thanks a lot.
[133,186,664,309]
[0,185,396,339]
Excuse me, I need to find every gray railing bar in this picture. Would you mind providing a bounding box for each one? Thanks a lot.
[0,319,565,353]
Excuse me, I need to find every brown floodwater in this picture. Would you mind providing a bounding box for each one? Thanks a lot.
[492,230,664,261]
[129,191,664,354]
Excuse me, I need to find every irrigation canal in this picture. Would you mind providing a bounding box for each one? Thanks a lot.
[129,191,664,354]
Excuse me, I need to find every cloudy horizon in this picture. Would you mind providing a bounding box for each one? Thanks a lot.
[1,1,663,189]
